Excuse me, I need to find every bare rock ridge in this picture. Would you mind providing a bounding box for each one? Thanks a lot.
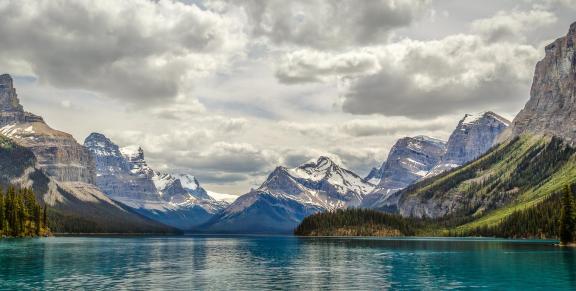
[503,22,576,144]
[0,74,96,183]
[428,111,510,176]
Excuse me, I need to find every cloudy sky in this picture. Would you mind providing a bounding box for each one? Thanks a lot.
[1,0,574,195]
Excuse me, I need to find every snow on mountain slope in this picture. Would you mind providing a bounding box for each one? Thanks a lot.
[207,191,239,203]
[200,156,374,233]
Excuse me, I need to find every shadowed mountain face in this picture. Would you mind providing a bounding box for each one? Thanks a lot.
[503,22,576,144]
[84,132,228,230]
[201,157,375,233]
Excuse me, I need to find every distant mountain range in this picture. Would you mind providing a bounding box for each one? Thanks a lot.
[0,73,514,234]
[200,156,375,233]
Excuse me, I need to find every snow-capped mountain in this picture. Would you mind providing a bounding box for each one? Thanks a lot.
[201,156,375,233]
[362,136,446,209]
[84,133,228,229]
[426,111,510,177]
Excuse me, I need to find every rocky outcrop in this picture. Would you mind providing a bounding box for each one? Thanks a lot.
[202,157,375,233]
[362,136,446,209]
[503,22,576,144]
[427,112,510,176]
[85,133,159,201]
[0,74,96,183]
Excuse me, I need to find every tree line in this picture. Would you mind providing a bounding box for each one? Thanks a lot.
[0,185,49,237]
[295,186,576,241]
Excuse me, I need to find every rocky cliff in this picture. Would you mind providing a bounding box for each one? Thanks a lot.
[0,74,96,183]
[362,136,446,209]
[427,112,510,176]
[503,22,576,144]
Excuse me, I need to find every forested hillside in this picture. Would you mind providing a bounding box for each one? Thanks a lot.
[0,186,49,237]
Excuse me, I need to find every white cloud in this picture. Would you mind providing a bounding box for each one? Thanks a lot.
[471,9,557,42]
[276,49,381,84]
[211,0,431,49]
[0,0,247,106]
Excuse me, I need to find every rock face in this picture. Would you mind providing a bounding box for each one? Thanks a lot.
[427,112,510,176]
[361,136,446,209]
[84,133,159,201]
[0,74,95,183]
[84,133,228,229]
[503,22,576,144]
[202,156,375,233]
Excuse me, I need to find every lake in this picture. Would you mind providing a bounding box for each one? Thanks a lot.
[0,236,574,290]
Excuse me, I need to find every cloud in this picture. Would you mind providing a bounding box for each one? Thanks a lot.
[275,32,541,119]
[161,142,279,173]
[212,0,430,49]
[281,117,451,138]
[276,49,381,84]
[0,0,246,106]
[342,35,541,119]
[471,9,557,43]
[528,0,576,9]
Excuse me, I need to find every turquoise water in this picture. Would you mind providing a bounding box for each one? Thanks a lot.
[0,236,575,290]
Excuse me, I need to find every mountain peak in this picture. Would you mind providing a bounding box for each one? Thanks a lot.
[0,74,13,89]
[0,73,23,113]
[503,22,576,144]
[460,111,510,126]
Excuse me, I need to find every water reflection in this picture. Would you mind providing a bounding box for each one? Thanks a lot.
[0,236,574,290]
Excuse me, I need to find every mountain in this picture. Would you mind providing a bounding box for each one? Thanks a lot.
[361,136,446,209]
[381,22,576,234]
[0,74,95,183]
[501,22,576,144]
[85,133,228,229]
[201,156,375,233]
[0,74,174,233]
[363,112,509,210]
[427,111,510,176]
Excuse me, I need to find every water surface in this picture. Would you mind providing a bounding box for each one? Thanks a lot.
[0,236,574,290]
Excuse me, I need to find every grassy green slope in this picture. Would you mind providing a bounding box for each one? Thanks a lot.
[396,134,576,236]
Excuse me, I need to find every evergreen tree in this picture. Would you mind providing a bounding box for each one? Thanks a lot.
[43,205,47,229]
[0,190,4,233]
[34,204,41,236]
[559,185,575,244]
